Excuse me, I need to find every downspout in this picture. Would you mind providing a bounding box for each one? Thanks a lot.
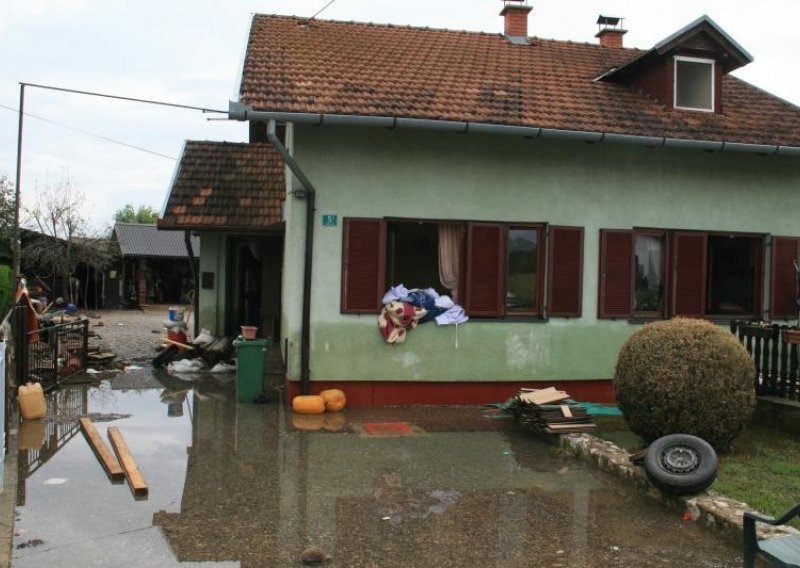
[265,119,315,395]
[184,231,199,338]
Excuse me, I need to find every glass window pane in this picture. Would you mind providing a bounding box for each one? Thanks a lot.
[676,60,713,110]
[506,228,537,310]
[707,236,755,314]
[634,235,664,312]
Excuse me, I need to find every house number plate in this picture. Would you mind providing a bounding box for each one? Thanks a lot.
[322,214,338,227]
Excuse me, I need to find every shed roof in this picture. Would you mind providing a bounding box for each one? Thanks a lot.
[238,14,800,148]
[159,141,284,232]
[114,223,200,258]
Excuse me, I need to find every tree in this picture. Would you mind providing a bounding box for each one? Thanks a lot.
[114,203,159,224]
[22,175,113,306]
[0,174,13,259]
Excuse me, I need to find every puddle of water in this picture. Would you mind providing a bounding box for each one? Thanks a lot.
[11,370,742,567]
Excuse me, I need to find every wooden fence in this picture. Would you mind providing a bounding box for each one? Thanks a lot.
[730,320,800,401]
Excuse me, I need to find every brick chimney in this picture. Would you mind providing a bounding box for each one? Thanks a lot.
[500,0,533,39]
[595,15,626,48]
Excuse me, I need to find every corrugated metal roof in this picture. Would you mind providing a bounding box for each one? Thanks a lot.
[114,223,200,258]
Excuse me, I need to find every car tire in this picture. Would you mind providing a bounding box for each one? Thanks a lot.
[643,434,718,495]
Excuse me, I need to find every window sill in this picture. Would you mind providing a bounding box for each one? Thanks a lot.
[470,316,549,323]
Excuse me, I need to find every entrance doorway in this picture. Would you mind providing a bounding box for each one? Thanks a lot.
[227,235,283,340]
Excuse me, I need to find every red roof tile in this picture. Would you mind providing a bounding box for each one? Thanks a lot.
[239,15,800,147]
[159,141,284,232]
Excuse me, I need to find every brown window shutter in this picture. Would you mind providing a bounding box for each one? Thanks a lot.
[548,226,583,317]
[341,218,385,313]
[598,229,633,318]
[770,236,800,319]
[466,223,504,317]
[671,232,707,317]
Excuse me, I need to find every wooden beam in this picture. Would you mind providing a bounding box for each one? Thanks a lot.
[107,426,148,497]
[79,418,124,481]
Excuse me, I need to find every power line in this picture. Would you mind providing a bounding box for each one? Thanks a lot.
[21,82,227,114]
[0,103,176,161]
[309,0,340,22]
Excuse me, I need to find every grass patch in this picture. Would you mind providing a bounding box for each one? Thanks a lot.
[593,416,800,526]
[715,424,800,526]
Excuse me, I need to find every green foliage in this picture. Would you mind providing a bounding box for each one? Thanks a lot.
[614,317,756,452]
[0,264,11,315]
[114,204,159,224]
[0,174,13,259]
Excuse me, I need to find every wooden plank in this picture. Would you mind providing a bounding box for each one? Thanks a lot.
[545,424,597,433]
[519,390,570,405]
[163,338,194,350]
[79,418,124,481]
[107,426,149,496]
[560,405,573,417]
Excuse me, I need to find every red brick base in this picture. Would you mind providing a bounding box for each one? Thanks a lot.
[285,379,615,408]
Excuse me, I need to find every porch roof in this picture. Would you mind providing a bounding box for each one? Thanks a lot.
[159,141,284,233]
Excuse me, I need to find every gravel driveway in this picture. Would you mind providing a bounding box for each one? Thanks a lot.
[86,306,193,363]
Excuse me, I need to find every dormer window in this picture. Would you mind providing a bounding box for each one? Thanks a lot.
[674,56,715,112]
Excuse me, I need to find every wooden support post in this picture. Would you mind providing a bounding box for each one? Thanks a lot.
[79,418,124,481]
[107,426,148,496]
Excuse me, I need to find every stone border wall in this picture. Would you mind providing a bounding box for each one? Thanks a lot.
[559,433,798,543]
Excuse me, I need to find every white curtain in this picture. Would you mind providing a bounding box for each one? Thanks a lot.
[647,237,663,288]
[438,223,462,301]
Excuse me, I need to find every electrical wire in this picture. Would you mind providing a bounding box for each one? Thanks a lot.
[0,103,176,161]
[309,0,340,21]
[21,82,227,114]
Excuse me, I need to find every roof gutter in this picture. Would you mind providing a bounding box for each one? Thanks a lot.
[265,119,315,396]
[229,101,800,157]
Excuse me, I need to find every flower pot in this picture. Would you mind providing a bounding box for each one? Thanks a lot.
[782,329,800,345]
[241,326,258,340]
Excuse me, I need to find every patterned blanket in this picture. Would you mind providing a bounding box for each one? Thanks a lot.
[378,301,427,344]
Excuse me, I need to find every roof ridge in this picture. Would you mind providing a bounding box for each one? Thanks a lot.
[186,140,260,147]
[253,13,502,39]
[253,13,645,52]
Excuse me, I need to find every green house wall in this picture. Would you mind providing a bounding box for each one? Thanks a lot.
[280,125,800,383]
[198,234,228,336]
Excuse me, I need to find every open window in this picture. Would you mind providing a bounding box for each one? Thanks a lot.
[342,218,583,319]
[674,56,715,112]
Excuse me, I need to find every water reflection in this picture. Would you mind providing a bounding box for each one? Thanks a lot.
[12,371,742,568]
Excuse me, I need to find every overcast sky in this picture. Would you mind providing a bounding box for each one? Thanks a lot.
[2,0,799,232]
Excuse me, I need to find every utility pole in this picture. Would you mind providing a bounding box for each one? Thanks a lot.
[12,83,25,280]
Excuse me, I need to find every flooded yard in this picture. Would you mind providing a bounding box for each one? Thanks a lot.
[10,368,743,567]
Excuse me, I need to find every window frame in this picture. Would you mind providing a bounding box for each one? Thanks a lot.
[632,229,668,319]
[673,55,715,113]
[599,227,766,321]
[340,217,583,320]
[504,224,547,317]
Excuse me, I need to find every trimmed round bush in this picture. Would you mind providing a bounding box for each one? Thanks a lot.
[614,318,756,452]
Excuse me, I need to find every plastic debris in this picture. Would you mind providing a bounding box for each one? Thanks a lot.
[167,359,206,373]
[192,329,216,347]
[209,361,236,373]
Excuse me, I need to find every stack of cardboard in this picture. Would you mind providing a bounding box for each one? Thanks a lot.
[512,387,596,434]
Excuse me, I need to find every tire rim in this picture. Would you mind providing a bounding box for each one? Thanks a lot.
[659,444,700,474]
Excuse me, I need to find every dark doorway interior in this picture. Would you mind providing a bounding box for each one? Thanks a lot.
[227,235,283,340]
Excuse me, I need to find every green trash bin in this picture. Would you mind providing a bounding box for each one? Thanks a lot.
[233,338,271,403]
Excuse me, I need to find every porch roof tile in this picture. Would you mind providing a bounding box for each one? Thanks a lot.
[159,141,284,232]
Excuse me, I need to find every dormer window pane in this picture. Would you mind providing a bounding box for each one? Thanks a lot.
[674,57,714,111]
